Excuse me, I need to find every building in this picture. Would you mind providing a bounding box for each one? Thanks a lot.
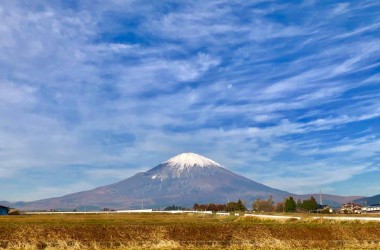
[0,205,9,215]
[339,203,362,214]
[362,204,380,214]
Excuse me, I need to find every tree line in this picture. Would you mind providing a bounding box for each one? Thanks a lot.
[194,199,246,212]
[192,196,321,213]
[252,196,319,212]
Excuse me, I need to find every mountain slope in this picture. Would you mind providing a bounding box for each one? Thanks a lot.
[9,153,363,210]
[354,194,380,206]
[13,153,291,210]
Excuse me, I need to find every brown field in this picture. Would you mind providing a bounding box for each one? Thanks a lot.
[1,213,380,249]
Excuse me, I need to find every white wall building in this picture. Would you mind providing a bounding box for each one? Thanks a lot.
[362,204,380,213]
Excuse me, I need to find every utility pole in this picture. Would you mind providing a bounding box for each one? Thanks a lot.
[319,189,323,205]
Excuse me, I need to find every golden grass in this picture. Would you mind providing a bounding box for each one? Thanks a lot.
[1,213,380,249]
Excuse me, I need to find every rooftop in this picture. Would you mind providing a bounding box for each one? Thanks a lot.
[368,204,380,207]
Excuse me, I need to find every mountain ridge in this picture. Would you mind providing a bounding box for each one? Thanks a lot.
[354,194,380,206]
[2,153,365,210]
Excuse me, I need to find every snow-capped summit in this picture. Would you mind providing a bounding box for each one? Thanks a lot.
[148,152,223,179]
[164,152,221,169]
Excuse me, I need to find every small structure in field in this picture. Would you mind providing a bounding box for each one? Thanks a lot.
[362,204,380,214]
[339,203,362,214]
[310,204,333,213]
[0,205,9,215]
[216,212,230,216]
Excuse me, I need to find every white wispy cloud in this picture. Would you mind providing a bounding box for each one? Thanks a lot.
[0,0,379,200]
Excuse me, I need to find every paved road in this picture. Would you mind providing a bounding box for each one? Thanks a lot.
[244,214,301,220]
[312,216,380,221]
[245,214,380,221]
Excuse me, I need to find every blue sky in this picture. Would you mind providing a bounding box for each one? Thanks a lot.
[1,0,380,201]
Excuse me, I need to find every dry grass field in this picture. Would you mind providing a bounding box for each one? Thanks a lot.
[1,213,380,249]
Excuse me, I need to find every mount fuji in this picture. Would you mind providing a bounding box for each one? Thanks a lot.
[11,153,362,210]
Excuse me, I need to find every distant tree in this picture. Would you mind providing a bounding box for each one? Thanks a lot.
[226,199,246,212]
[193,203,200,210]
[193,203,226,212]
[208,203,216,211]
[303,196,318,212]
[252,196,274,212]
[274,202,284,213]
[226,202,236,212]
[296,196,319,212]
[194,200,246,212]
[200,204,207,210]
[164,205,182,211]
[252,198,263,211]
[284,197,296,212]
[237,199,246,211]
[296,196,318,212]
[216,204,227,211]
[296,199,302,208]
[296,199,306,212]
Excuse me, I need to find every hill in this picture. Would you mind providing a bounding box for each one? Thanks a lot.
[8,153,363,210]
[354,194,380,206]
